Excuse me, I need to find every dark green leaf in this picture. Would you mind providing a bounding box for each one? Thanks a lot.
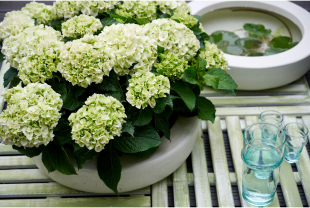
[222,45,247,56]
[51,82,67,101]
[161,106,173,120]
[203,74,219,90]
[122,121,135,136]
[264,48,287,56]
[3,66,18,87]
[133,146,159,158]
[34,19,38,26]
[192,15,202,22]
[128,107,153,127]
[63,84,86,111]
[0,52,5,63]
[42,149,55,173]
[182,66,203,89]
[205,68,238,90]
[53,117,73,146]
[152,94,173,114]
[125,17,135,24]
[109,13,127,22]
[74,146,99,170]
[113,125,161,153]
[97,144,121,195]
[269,36,293,49]
[171,81,196,111]
[44,144,77,175]
[51,19,64,26]
[156,6,171,19]
[168,8,174,16]
[243,23,271,37]
[196,97,216,122]
[154,113,170,140]
[10,76,21,87]
[157,45,164,55]
[135,18,150,25]
[235,38,263,50]
[248,52,264,56]
[12,145,45,158]
[100,18,120,27]
[209,31,239,49]
[63,37,76,43]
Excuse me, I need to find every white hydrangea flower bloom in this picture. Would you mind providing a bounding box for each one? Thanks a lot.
[18,40,64,85]
[77,0,119,17]
[1,25,62,68]
[58,34,115,88]
[53,0,80,19]
[69,94,126,152]
[126,71,170,109]
[143,19,199,60]
[99,24,157,76]
[115,0,157,20]
[198,41,229,71]
[62,14,103,38]
[0,11,34,41]
[156,0,190,14]
[21,2,55,25]
[0,83,63,148]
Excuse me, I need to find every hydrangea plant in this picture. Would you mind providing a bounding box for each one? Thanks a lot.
[0,0,237,195]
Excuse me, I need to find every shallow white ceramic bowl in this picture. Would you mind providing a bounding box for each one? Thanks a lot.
[33,116,200,193]
[189,1,310,90]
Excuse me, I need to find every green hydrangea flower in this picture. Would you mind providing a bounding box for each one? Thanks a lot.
[77,1,119,17]
[115,0,157,20]
[0,83,63,148]
[18,40,64,85]
[21,2,55,25]
[156,0,190,15]
[155,53,188,82]
[68,94,127,152]
[197,41,229,71]
[62,14,103,38]
[171,11,198,28]
[53,0,80,19]
[143,19,199,61]
[126,72,170,109]
[2,25,62,68]
[0,11,34,41]
[99,24,157,76]
[58,34,115,88]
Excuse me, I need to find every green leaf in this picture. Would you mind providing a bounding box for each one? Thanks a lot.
[43,144,77,175]
[63,37,76,43]
[121,121,135,136]
[152,94,173,114]
[135,18,150,25]
[10,76,21,87]
[269,36,294,49]
[161,106,173,120]
[50,19,64,32]
[222,45,247,56]
[154,113,170,140]
[264,48,287,56]
[74,146,99,170]
[100,18,120,27]
[109,13,127,22]
[12,145,45,158]
[3,66,18,87]
[97,144,121,195]
[51,82,67,101]
[171,81,196,111]
[156,6,171,19]
[34,19,38,26]
[192,15,202,22]
[128,106,153,127]
[42,149,55,173]
[205,68,238,90]
[53,117,73,146]
[182,66,203,90]
[196,97,216,122]
[203,74,219,90]
[0,52,5,63]
[209,30,239,49]
[243,23,271,37]
[168,8,174,16]
[125,17,135,24]
[133,146,159,158]
[248,52,264,56]
[157,45,164,55]
[63,84,86,111]
[113,125,161,153]
[235,38,263,50]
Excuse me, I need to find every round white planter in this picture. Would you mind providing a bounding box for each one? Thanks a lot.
[189,1,310,90]
[32,116,201,193]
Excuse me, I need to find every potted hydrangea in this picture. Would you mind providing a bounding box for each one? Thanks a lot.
[0,0,237,194]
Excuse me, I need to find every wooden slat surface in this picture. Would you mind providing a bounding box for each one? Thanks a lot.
[300,116,310,204]
[172,162,190,207]
[151,178,168,207]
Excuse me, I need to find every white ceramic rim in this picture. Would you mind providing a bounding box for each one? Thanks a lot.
[189,0,310,69]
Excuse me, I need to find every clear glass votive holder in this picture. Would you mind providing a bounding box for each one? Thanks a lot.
[259,110,283,128]
[284,122,309,163]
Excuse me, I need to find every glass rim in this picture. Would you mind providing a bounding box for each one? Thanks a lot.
[259,110,283,124]
[284,122,309,139]
[243,122,287,150]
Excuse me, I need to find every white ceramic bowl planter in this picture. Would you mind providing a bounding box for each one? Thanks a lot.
[33,116,200,193]
[189,1,310,90]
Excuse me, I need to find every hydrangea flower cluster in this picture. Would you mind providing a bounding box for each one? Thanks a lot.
[99,24,157,76]
[18,40,64,85]
[171,11,198,28]
[68,94,126,152]
[53,1,80,19]
[198,41,229,71]
[156,1,190,15]
[0,11,34,41]
[1,25,62,68]
[143,19,200,60]
[77,1,119,17]
[0,83,62,148]
[126,72,170,109]
[115,1,157,20]
[58,35,114,88]
[21,2,55,25]
[62,15,103,38]
[155,53,189,82]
